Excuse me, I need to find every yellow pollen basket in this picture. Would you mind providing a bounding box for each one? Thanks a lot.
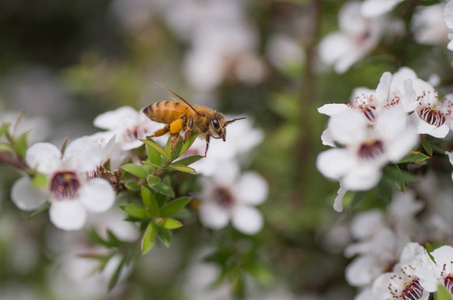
[170,119,184,134]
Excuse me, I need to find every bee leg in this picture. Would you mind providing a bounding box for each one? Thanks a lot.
[183,118,194,142]
[150,125,170,137]
[170,134,182,152]
[204,134,210,157]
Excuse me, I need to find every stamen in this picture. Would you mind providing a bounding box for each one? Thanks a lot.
[401,279,424,300]
[418,107,446,127]
[213,187,236,209]
[358,140,384,160]
[444,275,453,294]
[50,171,81,200]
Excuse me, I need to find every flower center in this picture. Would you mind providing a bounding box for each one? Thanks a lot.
[444,275,453,294]
[418,107,446,127]
[400,279,424,300]
[213,187,236,210]
[357,140,384,160]
[50,171,81,200]
[123,125,145,143]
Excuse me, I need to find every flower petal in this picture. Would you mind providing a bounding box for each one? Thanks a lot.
[231,205,263,235]
[342,165,382,191]
[78,178,115,214]
[316,148,355,180]
[199,203,229,230]
[64,137,105,173]
[236,171,268,205]
[444,1,453,29]
[93,106,138,130]
[49,200,87,231]
[375,72,392,105]
[11,176,48,211]
[334,184,348,212]
[317,103,349,116]
[26,143,62,174]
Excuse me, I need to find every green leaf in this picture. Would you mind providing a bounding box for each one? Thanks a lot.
[141,186,159,218]
[86,228,113,248]
[125,180,140,191]
[244,260,272,285]
[422,139,433,156]
[151,181,175,198]
[162,218,183,229]
[121,164,147,179]
[435,285,451,300]
[0,142,13,152]
[146,174,161,186]
[179,133,197,157]
[142,160,162,169]
[174,155,203,166]
[158,227,172,248]
[32,173,48,188]
[108,256,126,291]
[141,221,158,255]
[28,201,50,220]
[0,123,10,137]
[106,230,124,248]
[384,166,418,191]
[120,204,152,219]
[14,131,30,158]
[169,163,196,174]
[160,197,191,218]
[377,176,392,204]
[399,151,430,163]
[146,144,162,166]
[171,139,184,161]
[141,139,170,161]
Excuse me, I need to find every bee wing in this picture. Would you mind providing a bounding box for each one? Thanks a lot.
[155,82,203,117]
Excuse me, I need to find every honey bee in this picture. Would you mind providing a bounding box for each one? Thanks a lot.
[143,83,245,156]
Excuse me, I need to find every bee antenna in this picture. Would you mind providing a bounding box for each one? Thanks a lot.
[224,117,246,127]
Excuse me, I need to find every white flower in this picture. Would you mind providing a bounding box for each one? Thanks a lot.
[431,245,453,294]
[444,1,453,51]
[316,108,418,191]
[318,1,385,73]
[10,137,115,231]
[361,0,403,18]
[198,163,268,235]
[93,106,162,151]
[412,3,449,45]
[266,34,305,72]
[407,79,453,138]
[372,243,438,299]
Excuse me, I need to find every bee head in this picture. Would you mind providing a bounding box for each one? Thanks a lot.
[209,113,227,141]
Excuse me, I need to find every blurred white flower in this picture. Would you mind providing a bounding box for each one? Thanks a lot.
[431,245,453,294]
[372,243,438,299]
[94,106,162,151]
[316,108,418,191]
[444,1,453,51]
[318,1,386,73]
[412,3,449,45]
[360,0,403,18]
[10,137,115,231]
[266,34,305,72]
[188,116,263,176]
[0,111,51,144]
[198,163,268,235]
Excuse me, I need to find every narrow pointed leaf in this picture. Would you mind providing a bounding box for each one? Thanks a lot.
[0,123,10,137]
[151,181,175,198]
[28,201,51,220]
[421,139,433,156]
[435,285,451,300]
[162,218,183,229]
[120,204,152,219]
[399,151,430,163]
[179,133,197,157]
[141,221,158,255]
[14,130,30,157]
[125,180,140,191]
[146,144,162,166]
[146,174,161,186]
[158,227,171,248]
[174,155,204,166]
[121,164,147,179]
[141,139,170,161]
[171,139,184,161]
[141,186,159,218]
[142,160,161,169]
[169,163,196,174]
[108,256,126,291]
[160,197,191,218]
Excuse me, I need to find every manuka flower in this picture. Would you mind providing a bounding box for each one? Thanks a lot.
[317,108,418,191]
[431,245,453,295]
[372,243,438,299]
[10,137,115,231]
[197,163,268,235]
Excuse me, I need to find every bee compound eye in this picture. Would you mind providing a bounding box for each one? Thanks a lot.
[212,118,220,129]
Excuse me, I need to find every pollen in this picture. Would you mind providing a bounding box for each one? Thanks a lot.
[170,119,184,134]
[357,140,385,160]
